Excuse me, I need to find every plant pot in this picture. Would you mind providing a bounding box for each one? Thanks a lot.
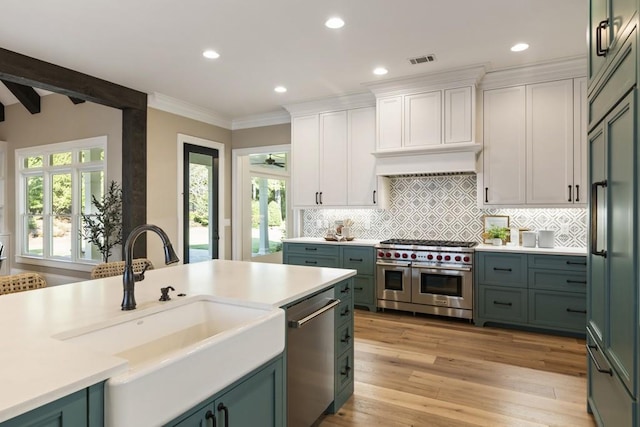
[492,238,503,246]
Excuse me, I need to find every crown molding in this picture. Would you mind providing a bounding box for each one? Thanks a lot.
[283,91,375,117]
[480,56,587,90]
[363,64,487,97]
[232,109,291,130]
[148,92,232,129]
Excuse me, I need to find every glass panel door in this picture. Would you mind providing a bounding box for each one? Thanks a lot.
[250,176,286,257]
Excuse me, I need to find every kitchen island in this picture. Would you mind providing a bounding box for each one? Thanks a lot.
[0,260,356,426]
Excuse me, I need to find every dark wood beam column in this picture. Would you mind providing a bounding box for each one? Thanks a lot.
[122,107,147,256]
[2,80,40,114]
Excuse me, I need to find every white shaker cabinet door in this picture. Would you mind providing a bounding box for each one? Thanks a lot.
[573,77,588,204]
[482,86,526,205]
[444,86,474,144]
[376,96,403,150]
[347,107,378,206]
[404,91,442,147]
[525,79,574,204]
[319,110,348,206]
[291,114,320,207]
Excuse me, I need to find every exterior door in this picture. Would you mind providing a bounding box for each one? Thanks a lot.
[183,143,219,263]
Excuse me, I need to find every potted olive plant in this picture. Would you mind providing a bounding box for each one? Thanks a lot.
[80,180,123,262]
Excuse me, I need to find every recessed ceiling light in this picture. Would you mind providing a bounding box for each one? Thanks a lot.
[274,86,287,93]
[202,50,220,59]
[373,67,388,76]
[510,43,529,52]
[325,17,345,29]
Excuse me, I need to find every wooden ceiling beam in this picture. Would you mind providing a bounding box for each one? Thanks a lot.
[0,47,147,110]
[1,80,40,114]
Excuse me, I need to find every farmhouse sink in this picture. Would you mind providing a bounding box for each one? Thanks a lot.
[56,296,285,427]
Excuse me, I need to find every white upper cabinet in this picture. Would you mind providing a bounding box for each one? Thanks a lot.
[573,77,587,204]
[444,86,473,144]
[377,97,403,150]
[482,86,527,205]
[404,91,442,147]
[291,115,321,207]
[526,79,574,204]
[319,111,348,206]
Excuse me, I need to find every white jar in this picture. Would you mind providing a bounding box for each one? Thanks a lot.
[538,230,555,248]
[522,231,537,248]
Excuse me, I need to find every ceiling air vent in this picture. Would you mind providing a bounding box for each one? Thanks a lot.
[408,54,436,65]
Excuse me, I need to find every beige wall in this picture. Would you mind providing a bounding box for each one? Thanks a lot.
[146,108,232,266]
[231,123,290,149]
[0,93,122,279]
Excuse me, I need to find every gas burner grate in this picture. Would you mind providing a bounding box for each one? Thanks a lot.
[379,239,477,248]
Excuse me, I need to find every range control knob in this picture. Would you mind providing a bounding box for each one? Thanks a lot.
[463,256,470,262]
[455,256,462,262]
[411,253,417,259]
[386,252,392,258]
[402,253,408,258]
[427,254,434,260]
[378,252,385,258]
[394,252,400,258]
[436,255,443,261]
[444,255,451,261]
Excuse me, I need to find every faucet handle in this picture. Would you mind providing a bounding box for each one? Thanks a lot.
[133,261,151,282]
[159,286,175,301]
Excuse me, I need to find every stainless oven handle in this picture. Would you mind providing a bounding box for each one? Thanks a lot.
[288,298,341,328]
[376,261,411,268]
[411,264,472,273]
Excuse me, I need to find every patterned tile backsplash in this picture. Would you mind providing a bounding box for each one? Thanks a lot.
[302,175,587,247]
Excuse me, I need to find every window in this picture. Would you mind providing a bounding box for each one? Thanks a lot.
[16,137,106,267]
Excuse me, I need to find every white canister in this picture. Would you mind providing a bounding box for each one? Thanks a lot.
[522,231,537,248]
[538,230,555,248]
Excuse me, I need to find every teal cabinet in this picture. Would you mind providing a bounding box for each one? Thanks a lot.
[330,279,355,413]
[284,242,377,311]
[475,252,587,334]
[1,383,104,427]
[167,356,284,427]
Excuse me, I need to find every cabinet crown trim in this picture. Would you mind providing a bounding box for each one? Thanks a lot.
[480,56,586,90]
[363,65,486,97]
[283,92,375,116]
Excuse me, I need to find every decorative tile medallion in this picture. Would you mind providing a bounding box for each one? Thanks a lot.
[302,175,587,247]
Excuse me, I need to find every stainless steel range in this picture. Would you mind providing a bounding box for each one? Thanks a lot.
[376,239,477,320]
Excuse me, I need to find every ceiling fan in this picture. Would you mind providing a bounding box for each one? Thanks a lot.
[252,154,285,168]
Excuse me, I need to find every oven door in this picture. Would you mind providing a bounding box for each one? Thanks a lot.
[411,264,473,310]
[376,261,412,303]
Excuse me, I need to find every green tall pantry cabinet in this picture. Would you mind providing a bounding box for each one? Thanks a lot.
[587,0,639,425]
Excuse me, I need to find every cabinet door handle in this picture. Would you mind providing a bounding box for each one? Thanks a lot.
[590,180,608,258]
[349,258,363,262]
[315,192,319,205]
[485,187,488,203]
[340,286,351,294]
[566,279,587,284]
[354,286,364,291]
[305,247,318,251]
[341,334,351,343]
[596,19,609,57]
[566,308,587,314]
[568,185,572,202]
[205,410,216,427]
[493,267,512,272]
[566,260,586,266]
[217,403,229,426]
[586,344,613,375]
[493,301,513,306]
[373,190,377,204]
[575,185,580,202]
[304,260,318,265]
[340,366,352,376]
[319,192,323,204]
[341,307,351,317]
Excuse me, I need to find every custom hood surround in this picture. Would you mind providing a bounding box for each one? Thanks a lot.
[364,65,485,177]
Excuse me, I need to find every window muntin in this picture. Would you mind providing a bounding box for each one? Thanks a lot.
[16,137,107,266]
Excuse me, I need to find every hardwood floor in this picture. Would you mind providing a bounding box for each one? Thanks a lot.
[319,309,596,427]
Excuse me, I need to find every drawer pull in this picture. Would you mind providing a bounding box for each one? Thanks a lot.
[349,258,363,262]
[586,344,613,375]
[340,287,351,294]
[354,287,364,291]
[340,334,351,343]
[566,308,587,314]
[341,308,351,317]
[566,280,587,284]
[340,366,352,376]
[493,301,513,307]
[305,247,318,251]
[493,267,512,272]
[566,261,587,266]
[304,260,318,265]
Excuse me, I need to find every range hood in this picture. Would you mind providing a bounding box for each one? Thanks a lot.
[374,143,482,176]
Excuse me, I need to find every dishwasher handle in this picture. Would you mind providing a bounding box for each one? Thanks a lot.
[288,298,341,328]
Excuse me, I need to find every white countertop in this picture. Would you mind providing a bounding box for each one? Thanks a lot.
[475,243,587,256]
[283,237,380,246]
[0,260,355,423]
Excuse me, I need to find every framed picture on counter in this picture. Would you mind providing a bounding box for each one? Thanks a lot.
[482,215,510,242]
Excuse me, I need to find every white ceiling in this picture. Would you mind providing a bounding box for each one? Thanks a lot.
[0,0,587,126]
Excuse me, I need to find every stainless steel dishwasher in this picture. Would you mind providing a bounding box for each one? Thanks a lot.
[287,287,340,427]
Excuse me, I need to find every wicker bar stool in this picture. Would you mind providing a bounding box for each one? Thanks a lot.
[0,273,47,295]
[91,259,154,279]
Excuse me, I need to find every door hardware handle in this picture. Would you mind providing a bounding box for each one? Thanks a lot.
[590,180,608,258]
[349,258,363,262]
[575,185,580,202]
[493,267,512,272]
[304,260,318,265]
[340,287,350,294]
[319,192,323,204]
[485,187,488,203]
[354,287,364,291]
[340,366,352,376]
[586,344,613,375]
[566,308,587,314]
[566,261,586,265]
[304,247,317,251]
[373,190,377,204]
[341,334,351,343]
[493,301,513,306]
[289,299,341,328]
[568,185,572,202]
[566,280,587,284]
[596,19,609,57]
[205,410,216,427]
[217,403,229,426]
[315,192,319,204]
